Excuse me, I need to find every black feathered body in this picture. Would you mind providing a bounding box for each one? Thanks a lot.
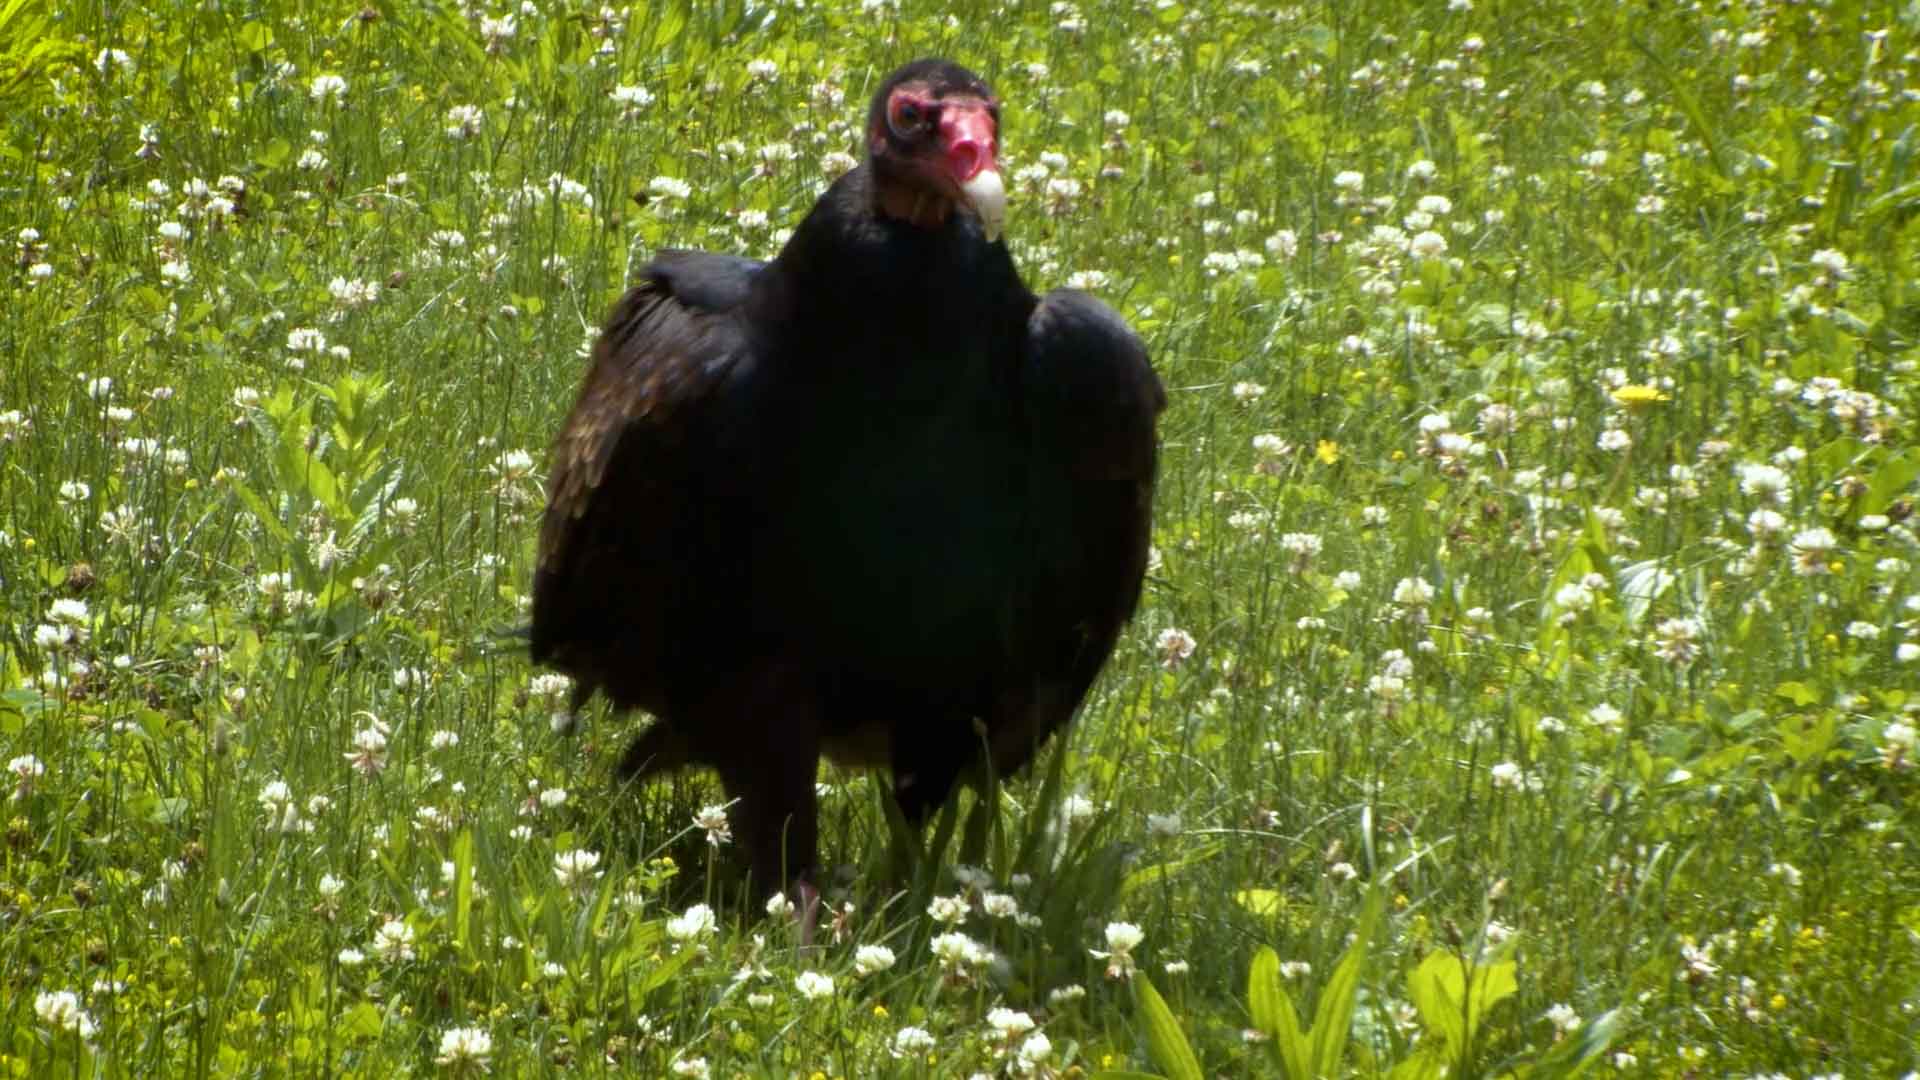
[532,160,1163,890]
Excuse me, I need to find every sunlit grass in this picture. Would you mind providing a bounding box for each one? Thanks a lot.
[4,0,1919,1075]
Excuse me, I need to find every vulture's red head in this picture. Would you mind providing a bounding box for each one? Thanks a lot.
[867,58,1005,242]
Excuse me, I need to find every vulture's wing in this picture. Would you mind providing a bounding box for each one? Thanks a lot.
[531,252,764,715]
[995,289,1165,773]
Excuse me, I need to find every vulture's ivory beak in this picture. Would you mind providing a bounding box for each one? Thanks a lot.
[961,168,1006,243]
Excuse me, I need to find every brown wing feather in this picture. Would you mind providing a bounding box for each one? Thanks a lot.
[991,288,1164,775]
[531,269,751,715]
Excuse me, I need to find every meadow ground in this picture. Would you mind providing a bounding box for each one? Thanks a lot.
[3,0,1919,1075]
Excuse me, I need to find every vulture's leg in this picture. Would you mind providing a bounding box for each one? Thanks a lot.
[614,721,693,783]
[889,710,978,825]
[705,662,823,940]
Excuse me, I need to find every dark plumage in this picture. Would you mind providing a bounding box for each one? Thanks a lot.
[531,58,1164,904]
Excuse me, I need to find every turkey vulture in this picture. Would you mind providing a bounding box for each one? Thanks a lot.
[531,58,1164,907]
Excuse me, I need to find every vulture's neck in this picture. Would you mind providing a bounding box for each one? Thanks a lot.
[761,164,1020,332]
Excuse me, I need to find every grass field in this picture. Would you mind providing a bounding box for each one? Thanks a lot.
[4,0,1920,1075]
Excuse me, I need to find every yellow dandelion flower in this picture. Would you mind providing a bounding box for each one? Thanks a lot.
[1609,384,1670,410]
[1315,439,1341,465]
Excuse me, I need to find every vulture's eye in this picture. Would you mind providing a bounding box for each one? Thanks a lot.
[889,97,930,137]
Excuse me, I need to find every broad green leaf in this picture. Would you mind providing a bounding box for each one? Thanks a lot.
[1523,1008,1625,1079]
[1387,1046,1449,1080]
[228,479,294,546]
[451,829,475,957]
[337,1002,383,1039]
[1863,448,1920,519]
[1774,681,1819,707]
[1309,883,1385,1076]
[1407,951,1468,1059]
[1616,558,1675,627]
[1248,946,1310,1079]
[1406,949,1517,1065]
[1235,888,1285,917]
[1134,974,1203,1080]
[1121,841,1223,900]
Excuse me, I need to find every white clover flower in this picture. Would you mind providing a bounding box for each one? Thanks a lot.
[434,1025,492,1071]
[318,873,346,901]
[854,944,896,975]
[893,1026,936,1057]
[1554,582,1595,612]
[1049,984,1087,1006]
[1544,1002,1581,1034]
[1332,169,1365,192]
[345,719,390,776]
[1156,627,1197,668]
[1790,527,1838,576]
[1278,533,1322,569]
[479,14,516,50]
[981,892,1021,918]
[1809,248,1850,278]
[1016,1031,1053,1068]
[1881,720,1915,769]
[987,1007,1036,1037]
[491,448,535,482]
[309,74,348,102]
[94,48,134,76]
[444,104,485,139]
[1489,761,1525,790]
[1091,921,1143,980]
[1409,229,1448,258]
[371,918,416,962]
[552,848,602,890]
[930,930,988,972]
[329,276,381,309]
[1737,463,1792,504]
[667,902,717,944]
[1747,508,1788,541]
[8,754,45,797]
[927,894,969,925]
[48,598,89,626]
[693,803,732,846]
[793,970,834,1001]
[648,175,693,200]
[1653,617,1701,665]
[610,84,655,108]
[1393,577,1435,606]
[33,990,98,1041]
